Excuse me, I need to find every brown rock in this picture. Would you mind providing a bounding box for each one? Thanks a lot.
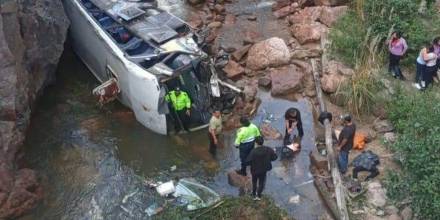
[313,0,348,6]
[288,6,322,24]
[187,14,204,29]
[291,22,328,44]
[223,60,245,79]
[246,37,290,70]
[243,84,258,102]
[290,49,322,59]
[270,65,305,96]
[319,6,348,27]
[291,59,312,74]
[232,45,252,61]
[400,206,413,220]
[187,0,205,5]
[272,0,291,11]
[273,6,292,19]
[214,15,225,22]
[243,31,261,44]
[227,170,251,190]
[320,73,345,93]
[324,60,354,76]
[207,21,223,29]
[247,15,257,21]
[258,76,272,88]
[260,123,282,140]
[224,14,236,25]
[387,214,402,220]
[214,4,226,13]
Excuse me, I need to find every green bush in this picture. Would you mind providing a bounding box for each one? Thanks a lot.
[330,0,440,67]
[386,89,440,219]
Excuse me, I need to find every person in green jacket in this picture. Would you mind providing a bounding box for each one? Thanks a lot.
[235,116,261,176]
[166,87,191,132]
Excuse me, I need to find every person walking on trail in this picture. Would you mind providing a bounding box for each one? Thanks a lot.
[422,45,438,89]
[414,43,430,90]
[208,109,222,157]
[246,136,277,201]
[352,150,380,182]
[234,117,261,176]
[166,87,191,132]
[336,114,356,175]
[388,31,408,80]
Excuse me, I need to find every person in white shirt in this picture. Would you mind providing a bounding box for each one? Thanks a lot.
[422,46,438,89]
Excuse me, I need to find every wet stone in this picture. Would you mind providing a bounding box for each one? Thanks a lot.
[258,76,272,88]
[232,45,252,61]
[227,170,252,191]
[222,60,245,79]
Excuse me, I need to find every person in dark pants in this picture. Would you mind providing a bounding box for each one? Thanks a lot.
[336,114,356,175]
[388,31,408,80]
[208,110,222,157]
[246,136,277,201]
[352,150,380,181]
[235,117,261,176]
[433,37,440,83]
[166,87,191,132]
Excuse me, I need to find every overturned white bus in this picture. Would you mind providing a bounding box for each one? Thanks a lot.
[63,0,236,134]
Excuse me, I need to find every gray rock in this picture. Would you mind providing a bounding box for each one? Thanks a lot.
[0,0,69,218]
[385,205,399,215]
[400,206,413,220]
[384,132,397,143]
[367,181,388,208]
[388,214,402,220]
[374,120,395,133]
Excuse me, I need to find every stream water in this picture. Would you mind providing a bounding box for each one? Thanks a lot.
[19,0,329,218]
[19,46,326,220]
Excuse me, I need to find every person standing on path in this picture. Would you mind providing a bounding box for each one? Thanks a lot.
[208,109,222,157]
[388,31,408,80]
[234,117,261,176]
[246,136,277,201]
[336,114,356,175]
[422,45,438,89]
[413,43,429,90]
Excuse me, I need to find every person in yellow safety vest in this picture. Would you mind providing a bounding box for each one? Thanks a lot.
[235,116,261,176]
[166,87,191,132]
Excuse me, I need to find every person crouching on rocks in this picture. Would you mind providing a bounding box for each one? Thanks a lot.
[246,136,277,201]
[234,116,261,176]
[282,108,303,158]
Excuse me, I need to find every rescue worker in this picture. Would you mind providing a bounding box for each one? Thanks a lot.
[166,87,191,132]
[208,109,222,157]
[234,117,261,176]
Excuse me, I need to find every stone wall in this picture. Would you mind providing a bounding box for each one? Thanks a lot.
[0,0,69,218]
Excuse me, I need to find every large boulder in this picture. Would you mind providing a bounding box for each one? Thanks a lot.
[320,72,345,93]
[0,0,69,218]
[270,65,305,96]
[291,22,328,44]
[319,6,348,27]
[367,181,388,208]
[246,37,290,70]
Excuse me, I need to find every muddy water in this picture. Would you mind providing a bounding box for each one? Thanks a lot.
[21,47,326,219]
[21,0,328,218]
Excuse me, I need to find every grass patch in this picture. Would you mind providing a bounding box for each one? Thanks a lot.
[385,88,440,219]
[154,196,290,220]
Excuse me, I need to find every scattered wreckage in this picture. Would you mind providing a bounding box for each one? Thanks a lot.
[63,0,239,134]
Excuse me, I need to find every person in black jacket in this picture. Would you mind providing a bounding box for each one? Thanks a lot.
[284,108,304,145]
[246,136,278,201]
